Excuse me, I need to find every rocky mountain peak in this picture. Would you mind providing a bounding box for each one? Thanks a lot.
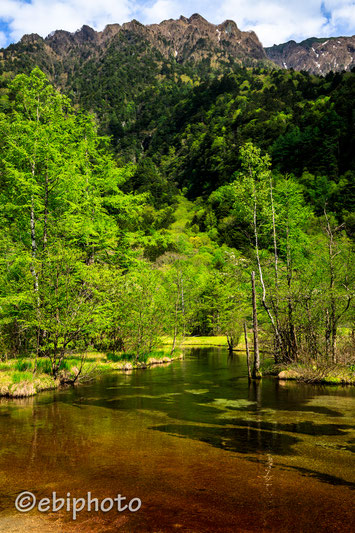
[266,35,355,74]
[9,15,266,66]
[5,15,354,76]
[219,20,239,35]
[20,33,43,44]
[188,13,209,25]
[123,19,145,30]
[75,25,97,42]
[100,24,121,43]
[146,14,266,63]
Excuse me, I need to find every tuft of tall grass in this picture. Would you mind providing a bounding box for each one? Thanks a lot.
[12,371,33,383]
[106,352,135,363]
[36,359,52,374]
[13,357,71,375]
[14,359,32,372]
[106,350,169,364]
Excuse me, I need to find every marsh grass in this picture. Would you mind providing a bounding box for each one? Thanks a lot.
[0,349,182,397]
[106,350,170,363]
[261,359,355,384]
[12,371,33,383]
[160,336,229,347]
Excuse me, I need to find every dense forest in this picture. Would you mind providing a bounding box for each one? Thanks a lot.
[0,50,354,384]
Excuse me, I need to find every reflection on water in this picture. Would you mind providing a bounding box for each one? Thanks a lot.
[0,348,354,532]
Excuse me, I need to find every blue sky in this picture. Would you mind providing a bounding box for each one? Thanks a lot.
[0,0,354,49]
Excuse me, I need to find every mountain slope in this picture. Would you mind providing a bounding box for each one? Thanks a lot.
[0,14,268,86]
[266,36,355,75]
[0,14,353,210]
[2,14,354,88]
[0,14,273,157]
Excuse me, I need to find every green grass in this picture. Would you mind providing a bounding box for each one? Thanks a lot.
[262,360,355,384]
[13,357,70,374]
[11,371,33,383]
[36,358,53,374]
[106,352,130,363]
[0,349,183,397]
[161,336,228,347]
[260,358,279,375]
[106,350,177,364]
[14,359,32,372]
[169,196,195,235]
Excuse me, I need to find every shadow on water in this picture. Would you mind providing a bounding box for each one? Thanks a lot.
[148,422,300,455]
[208,417,352,435]
[5,347,354,492]
[243,455,355,489]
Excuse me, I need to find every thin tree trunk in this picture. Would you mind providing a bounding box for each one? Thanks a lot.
[285,203,298,362]
[325,309,331,359]
[43,171,49,250]
[251,271,261,379]
[244,321,251,380]
[331,300,337,364]
[269,174,282,361]
[324,209,342,364]
[171,322,178,355]
[171,274,181,355]
[30,195,39,290]
[30,193,40,373]
[270,174,279,302]
[252,180,281,361]
[181,277,185,337]
[306,297,318,359]
[227,334,234,354]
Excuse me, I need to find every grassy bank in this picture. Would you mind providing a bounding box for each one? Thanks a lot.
[161,336,229,347]
[261,359,355,385]
[0,350,183,398]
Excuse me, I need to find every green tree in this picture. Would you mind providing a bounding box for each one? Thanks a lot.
[0,68,130,374]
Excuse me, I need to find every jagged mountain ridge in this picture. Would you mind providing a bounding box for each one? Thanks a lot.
[265,35,355,75]
[0,14,272,154]
[0,14,353,226]
[3,13,267,77]
[1,13,354,78]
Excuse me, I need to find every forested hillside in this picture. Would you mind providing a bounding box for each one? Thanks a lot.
[0,18,354,390]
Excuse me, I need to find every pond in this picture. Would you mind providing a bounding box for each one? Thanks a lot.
[0,348,354,532]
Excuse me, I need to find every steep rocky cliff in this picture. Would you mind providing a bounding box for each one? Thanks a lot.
[2,15,353,88]
[0,13,268,84]
[266,36,355,75]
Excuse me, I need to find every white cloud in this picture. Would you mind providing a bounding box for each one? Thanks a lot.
[0,0,354,47]
[216,0,333,46]
[141,0,181,24]
[0,0,135,43]
[325,1,355,35]
[0,31,7,48]
[137,0,355,45]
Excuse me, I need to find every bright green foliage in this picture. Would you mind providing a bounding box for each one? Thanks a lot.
[0,69,138,372]
[0,68,353,373]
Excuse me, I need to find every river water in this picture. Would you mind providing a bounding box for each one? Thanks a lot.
[0,348,354,532]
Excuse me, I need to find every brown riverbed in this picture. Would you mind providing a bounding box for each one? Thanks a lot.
[0,348,354,532]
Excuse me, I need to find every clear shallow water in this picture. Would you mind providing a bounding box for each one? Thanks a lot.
[0,348,354,532]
